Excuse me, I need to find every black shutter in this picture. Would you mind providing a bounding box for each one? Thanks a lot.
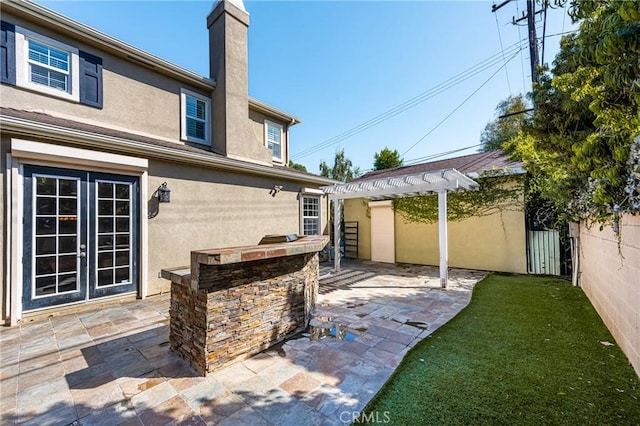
[79,50,103,108]
[0,20,16,85]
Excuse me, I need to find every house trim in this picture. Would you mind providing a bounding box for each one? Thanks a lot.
[180,88,211,146]
[2,0,215,91]
[3,1,302,125]
[299,188,324,236]
[264,119,284,164]
[0,114,336,185]
[14,25,81,102]
[249,97,301,125]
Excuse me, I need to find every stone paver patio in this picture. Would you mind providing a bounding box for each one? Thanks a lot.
[0,260,486,425]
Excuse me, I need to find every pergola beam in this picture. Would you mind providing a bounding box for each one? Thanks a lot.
[322,168,479,288]
[328,180,458,201]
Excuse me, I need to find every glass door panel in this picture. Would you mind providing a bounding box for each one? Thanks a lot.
[96,181,132,287]
[23,167,87,310]
[89,173,138,299]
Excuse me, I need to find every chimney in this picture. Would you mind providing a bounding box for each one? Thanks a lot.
[208,0,269,163]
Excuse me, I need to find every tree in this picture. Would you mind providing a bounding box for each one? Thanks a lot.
[480,94,529,152]
[373,147,403,170]
[288,160,307,173]
[319,149,360,182]
[506,0,640,223]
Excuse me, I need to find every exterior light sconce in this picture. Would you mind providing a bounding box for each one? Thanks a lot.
[158,182,171,203]
[269,185,283,197]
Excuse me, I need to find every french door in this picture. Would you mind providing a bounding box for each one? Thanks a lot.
[23,165,139,311]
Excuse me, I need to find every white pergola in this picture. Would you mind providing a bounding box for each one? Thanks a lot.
[321,168,479,288]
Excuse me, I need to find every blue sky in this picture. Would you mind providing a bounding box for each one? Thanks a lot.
[39,0,574,174]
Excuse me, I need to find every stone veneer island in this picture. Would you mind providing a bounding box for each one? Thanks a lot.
[161,235,328,376]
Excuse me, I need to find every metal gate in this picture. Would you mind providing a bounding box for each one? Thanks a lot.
[528,230,561,275]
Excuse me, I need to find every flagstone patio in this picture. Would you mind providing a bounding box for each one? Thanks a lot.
[0,260,486,425]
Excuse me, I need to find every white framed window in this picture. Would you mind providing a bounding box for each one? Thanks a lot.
[15,26,80,102]
[180,89,211,146]
[265,120,284,163]
[301,194,321,236]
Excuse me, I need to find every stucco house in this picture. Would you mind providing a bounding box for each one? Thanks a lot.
[0,0,334,325]
[343,150,528,274]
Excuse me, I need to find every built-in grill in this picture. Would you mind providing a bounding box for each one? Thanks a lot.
[258,234,304,245]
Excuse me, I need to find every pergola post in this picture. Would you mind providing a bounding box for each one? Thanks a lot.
[333,198,341,272]
[438,190,448,288]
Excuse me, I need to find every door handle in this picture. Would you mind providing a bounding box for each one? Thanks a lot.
[80,244,86,249]
[78,252,86,258]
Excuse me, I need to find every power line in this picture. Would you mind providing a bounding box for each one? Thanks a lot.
[542,29,578,39]
[358,143,484,176]
[404,143,484,166]
[291,39,527,160]
[526,0,540,84]
[293,42,524,159]
[494,12,512,94]
[400,48,523,157]
[541,2,548,65]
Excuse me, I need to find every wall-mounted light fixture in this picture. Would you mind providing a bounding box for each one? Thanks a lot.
[158,182,171,203]
[269,185,283,197]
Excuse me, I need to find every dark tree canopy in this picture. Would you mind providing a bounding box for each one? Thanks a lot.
[288,161,307,173]
[319,149,360,182]
[480,95,529,152]
[373,147,404,170]
[506,0,640,223]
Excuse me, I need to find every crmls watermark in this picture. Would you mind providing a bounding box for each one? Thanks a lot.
[339,410,391,424]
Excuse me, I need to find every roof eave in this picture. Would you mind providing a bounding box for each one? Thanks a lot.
[1,0,215,91]
[0,114,335,186]
[248,97,302,125]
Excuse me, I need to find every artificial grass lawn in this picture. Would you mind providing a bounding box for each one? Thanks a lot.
[358,274,640,425]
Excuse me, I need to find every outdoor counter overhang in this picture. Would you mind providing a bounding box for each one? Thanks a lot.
[321,168,479,288]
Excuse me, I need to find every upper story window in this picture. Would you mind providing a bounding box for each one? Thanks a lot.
[28,40,69,91]
[180,89,210,146]
[1,21,103,108]
[15,27,80,102]
[265,120,284,163]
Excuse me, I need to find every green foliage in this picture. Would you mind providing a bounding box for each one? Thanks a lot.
[373,147,404,170]
[626,137,640,210]
[319,149,360,182]
[480,94,530,152]
[287,160,307,173]
[507,0,640,223]
[393,172,525,224]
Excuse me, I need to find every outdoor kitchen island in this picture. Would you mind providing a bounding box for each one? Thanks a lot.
[161,235,329,376]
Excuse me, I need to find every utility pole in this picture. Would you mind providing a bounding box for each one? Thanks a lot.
[491,0,540,84]
[526,0,540,84]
